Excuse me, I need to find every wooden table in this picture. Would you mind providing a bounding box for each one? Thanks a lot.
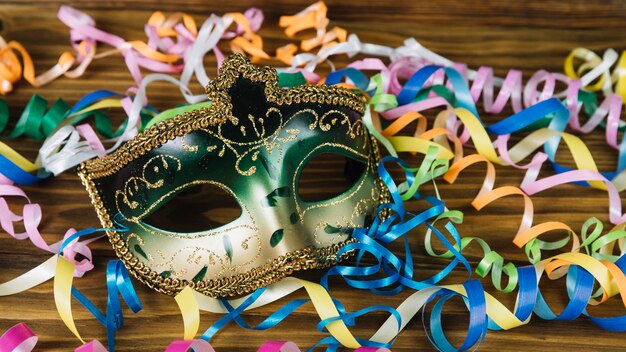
[1,0,625,350]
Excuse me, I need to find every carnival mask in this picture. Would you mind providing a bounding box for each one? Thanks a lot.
[78,55,386,297]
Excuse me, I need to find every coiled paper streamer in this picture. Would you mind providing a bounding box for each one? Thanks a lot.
[1,2,626,351]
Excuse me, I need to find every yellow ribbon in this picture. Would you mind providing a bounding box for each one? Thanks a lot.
[54,256,85,343]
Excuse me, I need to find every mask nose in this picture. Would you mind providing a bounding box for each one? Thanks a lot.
[247,179,311,254]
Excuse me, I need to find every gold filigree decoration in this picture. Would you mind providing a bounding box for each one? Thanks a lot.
[199,107,298,176]
[77,54,381,297]
[199,107,365,177]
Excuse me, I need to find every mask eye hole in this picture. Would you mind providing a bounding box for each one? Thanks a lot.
[297,152,367,203]
[141,183,242,233]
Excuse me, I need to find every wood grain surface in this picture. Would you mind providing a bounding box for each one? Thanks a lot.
[1,1,626,351]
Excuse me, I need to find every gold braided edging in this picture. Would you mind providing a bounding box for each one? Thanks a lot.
[77,54,388,297]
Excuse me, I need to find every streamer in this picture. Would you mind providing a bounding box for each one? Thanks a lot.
[1,3,626,352]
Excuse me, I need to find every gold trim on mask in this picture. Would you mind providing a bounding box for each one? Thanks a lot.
[77,54,390,297]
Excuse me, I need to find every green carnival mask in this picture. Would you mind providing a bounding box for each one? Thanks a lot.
[78,55,386,297]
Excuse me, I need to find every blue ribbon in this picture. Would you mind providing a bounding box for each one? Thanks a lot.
[57,226,141,352]
[584,254,626,331]
[0,155,40,185]
[200,287,267,341]
[396,65,478,116]
[423,280,487,352]
[68,90,122,114]
[325,68,371,91]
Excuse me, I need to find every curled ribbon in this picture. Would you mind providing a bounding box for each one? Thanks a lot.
[2,3,626,352]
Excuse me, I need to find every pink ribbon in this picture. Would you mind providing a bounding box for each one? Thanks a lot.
[76,124,106,155]
[257,341,301,352]
[164,340,393,352]
[0,327,394,352]
[0,323,37,352]
[0,175,99,276]
[74,340,108,352]
[522,169,626,225]
[165,340,216,352]
[0,323,107,352]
